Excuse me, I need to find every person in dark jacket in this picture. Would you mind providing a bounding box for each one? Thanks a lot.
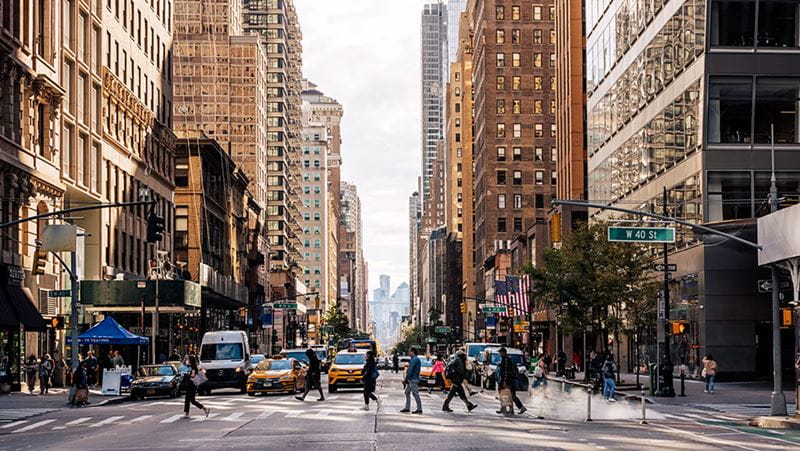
[295,349,325,401]
[84,351,98,387]
[39,354,53,395]
[24,355,38,394]
[495,348,526,415]
[71,360,89,406]
[360,351,381,411]
[442,351,477,413]
[392,353,399,373]
[182,355,210,419]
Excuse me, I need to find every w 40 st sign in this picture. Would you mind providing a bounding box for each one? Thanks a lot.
[608,226,675,244]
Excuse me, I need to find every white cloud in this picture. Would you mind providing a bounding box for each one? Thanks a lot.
[295,0,428,294]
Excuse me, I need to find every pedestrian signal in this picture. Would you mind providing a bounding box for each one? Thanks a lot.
[670,321,687,335]
[781,308,794,327]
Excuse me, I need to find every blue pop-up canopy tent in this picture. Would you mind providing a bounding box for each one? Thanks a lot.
[67,316,149,345]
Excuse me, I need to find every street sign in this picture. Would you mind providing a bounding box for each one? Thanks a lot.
[481,306,507,313]
[274,303,298,309]
[757,279,792,293]
[47,289,71,298]
[513,324,529,333]
[434,326,451,334]
[653,263,677,272]
[426,337,438,344]
[608,226,675,243]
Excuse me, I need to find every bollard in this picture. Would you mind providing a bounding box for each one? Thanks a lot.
[562,379,566,393]
[679,371,686,397]
[586,387,593,422]
[640,390,647,425]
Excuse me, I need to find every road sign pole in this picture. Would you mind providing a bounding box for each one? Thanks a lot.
[658,187,675,397]
[69,251,79,375]
[768,125,788,415]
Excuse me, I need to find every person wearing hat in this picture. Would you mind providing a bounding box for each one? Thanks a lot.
[495,347,526,415]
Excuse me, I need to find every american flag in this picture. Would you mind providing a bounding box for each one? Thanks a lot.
[494,279,509,317]
[505,275,530,316]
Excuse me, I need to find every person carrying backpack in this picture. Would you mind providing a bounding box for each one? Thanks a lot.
[442,351,477,413]
[602,354,617,402]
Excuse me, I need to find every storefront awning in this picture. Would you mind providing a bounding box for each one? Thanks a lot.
[0,289,19,328]
[80,279,201,309]
[3,286,46,331]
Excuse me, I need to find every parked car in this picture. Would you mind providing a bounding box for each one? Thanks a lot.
[477,347,528,391]
[246,358,306,396]
[464,342,492,385]
[130,364,182,400]
[398,355,411,369]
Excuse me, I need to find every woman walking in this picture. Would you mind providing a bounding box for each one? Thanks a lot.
[429,355,446,394]
[360,350,380,411]
[39,354,52,395]
[182,355,210,418]
[295,349,324,401]
[702,355,718,394]
[24,355,38,395]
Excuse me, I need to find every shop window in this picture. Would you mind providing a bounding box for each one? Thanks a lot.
[707,77,752,144]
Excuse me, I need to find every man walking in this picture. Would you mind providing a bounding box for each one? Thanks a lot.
[392,353,399,374]
[400,347,423,414]
[295,349,325,402]
[496,348,526,415]
[602,354,617,402]
[442,351,477,413]
[84,351,98,387]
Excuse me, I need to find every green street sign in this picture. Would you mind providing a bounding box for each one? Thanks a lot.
[434,326,451,333]
[426,337,438,343]
[48,289,71,298]
[274,303,298,309]
[482,306,507,313]
[608,226,675,243]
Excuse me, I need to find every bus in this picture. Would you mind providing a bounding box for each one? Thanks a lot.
[338,337,376,354]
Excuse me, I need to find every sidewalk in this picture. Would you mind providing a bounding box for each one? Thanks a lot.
[1,384,129,414]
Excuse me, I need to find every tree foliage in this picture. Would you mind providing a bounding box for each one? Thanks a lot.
[323,301,351,344]
[526,221,658,346]
[393,325,428,355]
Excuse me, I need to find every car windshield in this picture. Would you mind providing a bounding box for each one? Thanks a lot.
[467,345,489,358]
[490,353,524,366]
[315,350,327,360]
[250,355,265,365]
[200,343,243,361]
[255,360,292,371]
[284,351,308,362]
[419,358,433,367]
[334,353,365,365]
[138,366,175,377]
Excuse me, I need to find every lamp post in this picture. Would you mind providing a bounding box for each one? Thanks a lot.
[768,124,787,415]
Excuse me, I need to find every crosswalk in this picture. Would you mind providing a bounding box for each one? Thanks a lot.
[0,391,546,436]
[0,408,58,424]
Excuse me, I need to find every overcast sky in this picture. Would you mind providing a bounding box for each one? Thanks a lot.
[295,0,428,296]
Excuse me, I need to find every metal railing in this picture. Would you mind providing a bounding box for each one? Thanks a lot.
[541,375,649,424]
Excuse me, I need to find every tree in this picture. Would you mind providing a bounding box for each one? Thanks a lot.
[323,301,350,345]
[394,325,428,355]
[527,221,658,355]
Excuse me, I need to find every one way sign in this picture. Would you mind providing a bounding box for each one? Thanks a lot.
[758,279,791,293]
[653,263,677,272]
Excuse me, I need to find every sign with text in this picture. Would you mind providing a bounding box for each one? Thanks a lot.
[481,306,507,313]
[48,289,71,298]
[273,303,298,309]
[434,326,451,334]
[608,226,675,243]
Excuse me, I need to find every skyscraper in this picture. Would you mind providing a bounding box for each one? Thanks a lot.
[445,0,468,69]
[421,2,448,202]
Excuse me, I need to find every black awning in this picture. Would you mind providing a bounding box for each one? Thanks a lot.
[0,288,19,328]
[5,285,46,331]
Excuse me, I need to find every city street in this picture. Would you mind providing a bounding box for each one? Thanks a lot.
[2,373,799,450]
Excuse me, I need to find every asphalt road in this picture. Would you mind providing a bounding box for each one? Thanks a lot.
[1,372,799,450]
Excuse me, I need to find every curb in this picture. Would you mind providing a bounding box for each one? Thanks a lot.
[88,396,133,407]
[749,416,800,430]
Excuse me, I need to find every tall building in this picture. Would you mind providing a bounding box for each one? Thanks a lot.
[471,0,557,304]
[297,125,328,308]
[339,181,367,331]
[445,0,468,76]
[302,81,344,312]
[420,2,448,202]
[408,189,421,324]
[586,0,800,378]
[446,8,476,337]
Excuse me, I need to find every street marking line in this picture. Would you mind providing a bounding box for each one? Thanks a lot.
[89,416,124,428]
[221,412,244,421]
[255,411,273,419]
[160,414,184,424]
[51,426,66,430]
[192,413,218,422]
[0,421,28,429]
[124,415,153,424]
[315,409,331,418]
[285,410,303,418]
[65,417,92,426]
[11,419,55,433]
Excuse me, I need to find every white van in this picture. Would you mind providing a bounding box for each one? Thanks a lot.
[464,343,492,384]
[199,331,251,394]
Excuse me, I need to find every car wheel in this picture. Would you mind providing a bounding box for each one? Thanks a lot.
[240,384,247,394]
[290,382,297,394]
[169,387,178,398]
[328,383,337,393]
[247,391,256,397]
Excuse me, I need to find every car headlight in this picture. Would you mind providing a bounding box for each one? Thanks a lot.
[279,374,292,381]
[235,367,242,373]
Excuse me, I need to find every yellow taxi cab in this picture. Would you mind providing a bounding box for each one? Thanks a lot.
[246,357,306,396]
[419,357,452,390]
[327,350,367,393]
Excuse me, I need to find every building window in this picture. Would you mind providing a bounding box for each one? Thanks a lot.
[534,29,542,43]
[512,76,521,90]
[551,123,557,137]
[513,170,522,185]
[498,194,506,209]
[535,170,544,184]
[534,99,542,114]
[512,5,520,20]
[534,76,542,90]
[534,53,542,67]
[549,6,555,19]
[513,123,522,138]
[535,194,544,208]
[533,5,542,20]
[496,99,506,114]
[513,194,523,209]
[550,53,556,68]
[551,170,557,185]
[497,147,506,161]
[512,29,520,44]
[497,123,506,137]
[497,75,506,90]
[496,52,505,67]
[535,147,543,161]
[496,5,505,19]
[513,147,522,161]
[550,29,556,44]
[707,77,752,144]
[550,99,556,113]
[551,147,557,162]
[512,52,520,67]
[707,171,752,220]
[513,217,523,232]
[535,124,543,137]
[497,170,506,185]
[550,76,556,91]
[497,217,507,232]
[513,99,521,114]
[496,29,505,43]
[754,77,800,143]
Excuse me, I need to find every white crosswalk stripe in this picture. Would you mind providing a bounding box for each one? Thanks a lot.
[221,412,244,421]
[65,417,93,426]
[160,414,183,424]
[123,415,152,424]
[0,420,28,429]
[256,411,274,419]
[285,410,303,418]
[11,419,55,433]
[192,413,218,422]
[89,416,124,428]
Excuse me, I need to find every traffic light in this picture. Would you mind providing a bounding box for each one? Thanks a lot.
[50,315,65,329]
[460,302,467,314]
[146,213,165,243]
[32,249,47,275]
